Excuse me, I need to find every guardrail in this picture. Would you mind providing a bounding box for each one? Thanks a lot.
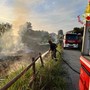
[0,51,49,90]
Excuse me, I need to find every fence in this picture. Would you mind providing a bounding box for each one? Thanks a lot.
[0,51,49,90]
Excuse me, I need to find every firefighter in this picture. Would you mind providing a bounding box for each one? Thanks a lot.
[48,40,57,60]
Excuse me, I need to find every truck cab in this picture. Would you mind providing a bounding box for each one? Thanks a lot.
[63,33,79,49]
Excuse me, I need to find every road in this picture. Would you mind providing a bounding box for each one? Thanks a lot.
[63,49,81,90]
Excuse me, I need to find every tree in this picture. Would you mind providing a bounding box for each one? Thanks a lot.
[73,27,84,36]
[0,23,12,36]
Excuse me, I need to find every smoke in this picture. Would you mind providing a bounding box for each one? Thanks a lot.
[0,0,31,56]
[13,0,29,29]
[11,0,30,52]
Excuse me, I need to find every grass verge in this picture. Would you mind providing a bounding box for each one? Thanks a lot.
[33,45,67,90]
[0,45,67,90]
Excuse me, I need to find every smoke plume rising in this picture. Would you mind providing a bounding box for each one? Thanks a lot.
[0,0,30,56]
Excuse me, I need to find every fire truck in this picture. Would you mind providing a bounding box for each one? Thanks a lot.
[79,1,90,90]
[63,33,79,49]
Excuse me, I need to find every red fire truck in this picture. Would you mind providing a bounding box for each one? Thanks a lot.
[79,24,90,90]
[79,1,90,90]
[63,33,79,49]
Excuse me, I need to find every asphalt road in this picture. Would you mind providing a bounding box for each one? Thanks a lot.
[63,49,81,90]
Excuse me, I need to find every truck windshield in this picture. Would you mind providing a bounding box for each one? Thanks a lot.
[66,34,78,40]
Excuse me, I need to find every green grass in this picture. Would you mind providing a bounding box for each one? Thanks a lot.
[0,66,32,90]
[0,44,67,90]
[34,45,67,90]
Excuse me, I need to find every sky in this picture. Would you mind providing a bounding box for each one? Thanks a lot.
[0,0,88,34]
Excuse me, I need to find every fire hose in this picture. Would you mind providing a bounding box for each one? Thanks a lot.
[57,50,80,75]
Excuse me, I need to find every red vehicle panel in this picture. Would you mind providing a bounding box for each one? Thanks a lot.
[79,56,90,90]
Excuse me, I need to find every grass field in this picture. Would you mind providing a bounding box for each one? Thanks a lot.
[0,44,67,90]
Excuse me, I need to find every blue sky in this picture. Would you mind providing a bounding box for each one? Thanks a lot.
[0,0,88,34]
